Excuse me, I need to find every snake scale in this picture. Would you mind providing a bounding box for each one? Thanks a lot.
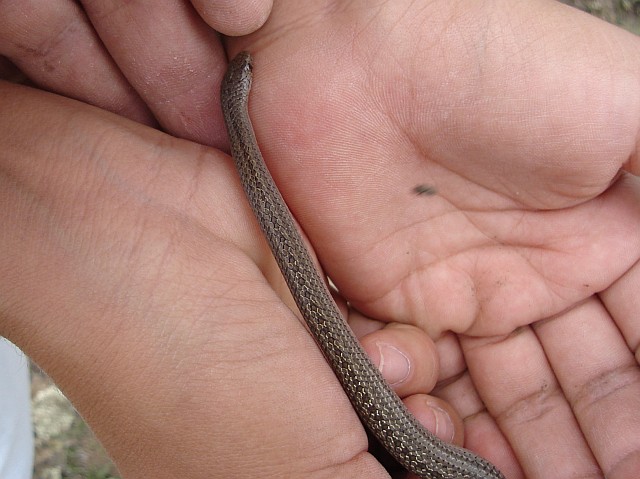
[220,51,505,479]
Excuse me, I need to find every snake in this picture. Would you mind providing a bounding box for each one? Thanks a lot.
[220,51,506,479]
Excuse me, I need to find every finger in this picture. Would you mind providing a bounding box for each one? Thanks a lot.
[434,332,467,383]
[0,0,155,125]
[436,362,519,477]
[403,394,463,446]
[600,249,640,365]
[348,311,472,450]
[80,0,228,148]
[534,298,640,478]
[369,397,467,479]
[356,321,439,397]
[353,317,517,468]
[464,327,598,478]
[191,0,273,36]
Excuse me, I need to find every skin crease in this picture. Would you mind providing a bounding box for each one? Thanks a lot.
[0,0,640,478]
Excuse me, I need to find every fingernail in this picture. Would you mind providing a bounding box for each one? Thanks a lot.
[376,342,411,386]
[428,402,455,443]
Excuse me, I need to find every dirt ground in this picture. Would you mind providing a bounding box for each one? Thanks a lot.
[559,0,640,33]
[29,3,638,479]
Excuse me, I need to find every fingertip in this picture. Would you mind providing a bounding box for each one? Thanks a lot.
[194,0,273,37]
[404,394,464,446]
[371,341,412,387]
[359,323,439,396]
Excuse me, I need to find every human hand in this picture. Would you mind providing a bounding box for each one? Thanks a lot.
[0,0,273,149]
[213,1,640,477]
[0,81,453,478]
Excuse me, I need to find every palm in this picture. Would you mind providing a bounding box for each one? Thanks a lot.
[240,2,638,332]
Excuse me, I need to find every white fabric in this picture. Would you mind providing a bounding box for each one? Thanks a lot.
[0,338,33,479]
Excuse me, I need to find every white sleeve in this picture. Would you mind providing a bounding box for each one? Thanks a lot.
[0,338,33,479]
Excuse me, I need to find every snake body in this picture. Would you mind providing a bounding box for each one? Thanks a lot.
[220,51,505,479]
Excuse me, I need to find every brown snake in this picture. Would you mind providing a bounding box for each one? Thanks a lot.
[221,51,506,479]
